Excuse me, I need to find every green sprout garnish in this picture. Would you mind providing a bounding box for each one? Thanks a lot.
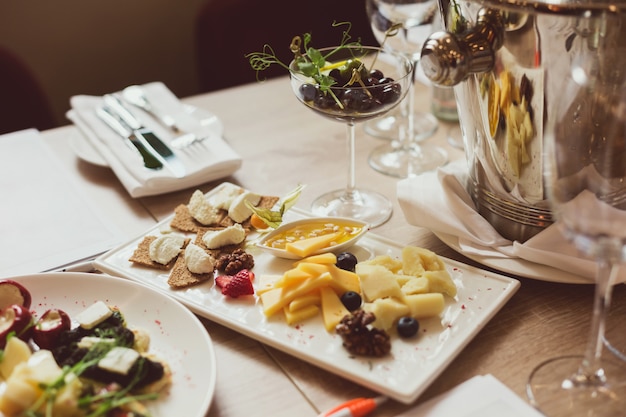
[245,184,305,229]
[246,21,370,108]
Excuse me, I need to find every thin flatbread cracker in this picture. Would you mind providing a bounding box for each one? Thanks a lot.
[167,249,214,288]
[129,236,188,270]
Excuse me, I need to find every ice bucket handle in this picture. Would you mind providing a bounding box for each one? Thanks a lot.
[421,8,504,86]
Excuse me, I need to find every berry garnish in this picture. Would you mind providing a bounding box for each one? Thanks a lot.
[397,316,419,338]
[216,269,255,298]
[340,291,362,311]
[336,252,358,272]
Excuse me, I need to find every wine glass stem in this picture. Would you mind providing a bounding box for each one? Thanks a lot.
[345,120,358,202]
[399,60,419,149]
[578,257,616,382]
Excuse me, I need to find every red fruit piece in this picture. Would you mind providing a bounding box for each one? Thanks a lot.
[33,309,71,350]
[0,304,33,348]
[235,269,255,282]
[215,275,232,289]
[222,274,254,298]
[0,280,31,309]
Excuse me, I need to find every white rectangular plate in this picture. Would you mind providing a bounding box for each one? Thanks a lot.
[95,207,520,404]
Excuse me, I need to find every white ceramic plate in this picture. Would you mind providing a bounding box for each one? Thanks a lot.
[6,272,216,417]
[71,104,224,167]
[95,204,520,404]
[434,231,591,285]
[255,217,369,259]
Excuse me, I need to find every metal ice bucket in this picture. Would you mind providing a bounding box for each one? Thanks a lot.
[420,0,626,241]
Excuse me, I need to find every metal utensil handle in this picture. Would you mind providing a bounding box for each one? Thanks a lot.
[97,107,163,170]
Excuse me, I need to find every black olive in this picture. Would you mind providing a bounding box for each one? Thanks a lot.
[336,252,358,272]
[340,291,362,311]
[397,316,419,338]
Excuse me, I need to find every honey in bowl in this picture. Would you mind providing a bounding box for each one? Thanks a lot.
[257,218,369,259]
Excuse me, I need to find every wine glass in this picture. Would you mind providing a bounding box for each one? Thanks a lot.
[526,56,626,415]
[365,0,448,178]
[289,45,412,227]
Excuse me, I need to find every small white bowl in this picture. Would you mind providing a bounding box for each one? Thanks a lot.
[255,217,369,260]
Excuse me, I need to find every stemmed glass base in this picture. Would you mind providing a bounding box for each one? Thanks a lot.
[311,188,392,228]
[527,355,626,417]
[364,110,438,142]
[368,142,448,178]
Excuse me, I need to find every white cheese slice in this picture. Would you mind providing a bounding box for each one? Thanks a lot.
[76,301,112,330]
[228,191,261,223]
[149,233,186,264]
[184,243,215,274]
[98,347,140,375]
[77,336,116,349]
[201,223,246,249]
[207,183,245,210]
[188,190,221,225]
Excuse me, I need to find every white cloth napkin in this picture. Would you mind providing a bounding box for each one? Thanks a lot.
[67,82,242,198]
[395,374,545,417]
[396,161,617,283]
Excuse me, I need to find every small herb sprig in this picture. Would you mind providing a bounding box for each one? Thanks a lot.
[247,22,370,98]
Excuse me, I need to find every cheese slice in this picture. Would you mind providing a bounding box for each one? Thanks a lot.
[284,232,343,257]
[260,272,332,317]
[320,286,350,332]
[76,301,112,330]
[98,347,140,375]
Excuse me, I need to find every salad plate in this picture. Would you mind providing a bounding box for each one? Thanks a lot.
[6,272,217,417]
[95,202,520,404]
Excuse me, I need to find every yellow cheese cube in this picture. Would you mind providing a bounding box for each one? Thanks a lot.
[285,232,343,257]
[402,246,446,275]
[423,270,457,298]
[296,262,331,276]
[356,263,404,302]
[400,276,430,295]
[0,337,32,380]
[360,255,403,273]
[294,252,337,265]
[327,266,360,294]
[405,293,445,318]
[275,268,313,288]
[256,274,283,295]
[362,297,410,331]
[283,304,320,325]
[260,272,333,317]
[288,292,321,312]
[320,286,350,332]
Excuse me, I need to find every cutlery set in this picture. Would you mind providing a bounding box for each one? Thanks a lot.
[96,85,205,176]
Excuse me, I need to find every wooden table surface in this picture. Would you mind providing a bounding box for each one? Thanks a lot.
[40,76,626,417]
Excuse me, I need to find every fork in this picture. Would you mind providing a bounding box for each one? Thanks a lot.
[170,132,210,149]
[122,85,182,133]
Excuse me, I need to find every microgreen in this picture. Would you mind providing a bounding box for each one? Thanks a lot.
[245,184,305,229]
[246,20,365,96]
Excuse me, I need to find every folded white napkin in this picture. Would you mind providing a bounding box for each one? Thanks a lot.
[395,374,545,417]
[67,82,242,198]
[396,161,622,283]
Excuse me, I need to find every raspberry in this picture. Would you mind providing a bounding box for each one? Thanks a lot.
[216,269,255,298]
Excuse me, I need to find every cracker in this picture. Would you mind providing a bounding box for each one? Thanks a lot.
[170,194,280,233]
[167,249,214,289]
[194,228,243,258]
[128,236,182,270]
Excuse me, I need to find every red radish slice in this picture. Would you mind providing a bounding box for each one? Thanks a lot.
[0,304,33,348]
[0,280,31,309]
[33,309,71,350]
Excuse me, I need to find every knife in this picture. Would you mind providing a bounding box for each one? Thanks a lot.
[103,94,186,178]
[96,106,163,170]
